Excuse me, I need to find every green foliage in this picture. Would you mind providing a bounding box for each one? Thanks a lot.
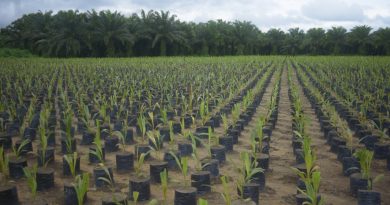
[147,130,162,159]
[292,132,318,183]
[170,151,189,186]
[236,152,263,198]
[12,138,30,159]
[298,171,324,205]
[74,173,90,205]
[91,120,104,163]
[0,147,9,180]
[160,108,168,125]
[23,164,38,199]
[132,191,139,204]
[354,148,373,180]
[3,9,389,57]
[232,103,241,124]
[353,148,384,190]
[189,133,203,171]
[160,169,168,204]
[168,121,175,147]
[64,152,78,178]
[199,100,209,126]
[221,114,230,134]
[208,126,218,147]
[137,114,147,143]
[0,48,34,57]
[198,198,208,205]
[98,167,115,191]
[135,152,149,177]
[220,176,232,205]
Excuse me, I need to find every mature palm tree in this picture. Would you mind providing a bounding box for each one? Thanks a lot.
[193,23,211,55]
[36,10,89,57]
[283,28,304,55]
[232,21,258,55]
[372,28,390,55]
[213,20,232,55]
[130,10,156,56]
[304,28,326,55]
[88,10,134,57]
[151,10,186,56]
[265,29,285,55]
[326,26,347,55]
[1,11,51,52]
[348,25,373,55]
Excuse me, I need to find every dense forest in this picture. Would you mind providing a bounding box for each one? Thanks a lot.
[1,9,390,57]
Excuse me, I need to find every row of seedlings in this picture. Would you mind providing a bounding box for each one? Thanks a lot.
[287,64,325,205]
[295,63,384,205]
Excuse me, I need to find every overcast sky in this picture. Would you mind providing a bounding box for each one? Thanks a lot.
[1,0,389,31]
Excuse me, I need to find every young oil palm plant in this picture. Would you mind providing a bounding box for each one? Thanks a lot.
[73,173,89,205]
[0,147,9,181]
[137,113,147,144]
[23,164,38,199]
[353,148,384,190]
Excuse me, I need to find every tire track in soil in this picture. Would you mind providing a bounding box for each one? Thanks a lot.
[261,66,297,205]
[291,68,357,205]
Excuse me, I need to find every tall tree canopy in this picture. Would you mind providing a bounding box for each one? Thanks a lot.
[1,9,389,57]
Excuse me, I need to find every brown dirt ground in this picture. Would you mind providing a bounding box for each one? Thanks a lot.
[7,65,390,205]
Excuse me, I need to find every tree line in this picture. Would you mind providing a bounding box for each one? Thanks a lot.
[1,9,389,57]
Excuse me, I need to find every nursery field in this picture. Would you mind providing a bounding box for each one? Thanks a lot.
[0,56,389,205]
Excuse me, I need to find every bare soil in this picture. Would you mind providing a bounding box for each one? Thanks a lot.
[9,65,390,205]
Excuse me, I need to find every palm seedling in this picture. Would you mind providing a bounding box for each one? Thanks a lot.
[292,132,318,182]
[160,169,168,205]
[168,121,175,150]
[148,111,156,130]
[293,112,307,135]
[147,130,163,160]
[91,121,104,164]
[0,147,9,181]
[198,198,208,205]
[370,118,389,140]
[98,103,109,124]
[114,130,127,152]
[298,171,324,205]
[207,127,218,158]
[231,103,241,126]
[23,164,38,199]
[189,133,203,172]
[252,116,266,155]
[98,166,115,192]
[160,108,169,127]
[199,100,209,126]
[221,114,230,135]
[170,152,189,186]
[38,112,51,167]
[339,122,354,155]
[137,113,147,144]
[12,138,30,160]
[81,104,94,133]
[354,148,384,190]
[134,152,149,178]
[64,152,79,178]
[236,152,263,199]
[74,173,90,205]
[133,191,139,205]
[220,175,232,205]
[64,110,75,154]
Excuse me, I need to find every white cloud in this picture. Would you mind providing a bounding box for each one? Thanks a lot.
[0,0,389,31]
[301,0,365,21]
